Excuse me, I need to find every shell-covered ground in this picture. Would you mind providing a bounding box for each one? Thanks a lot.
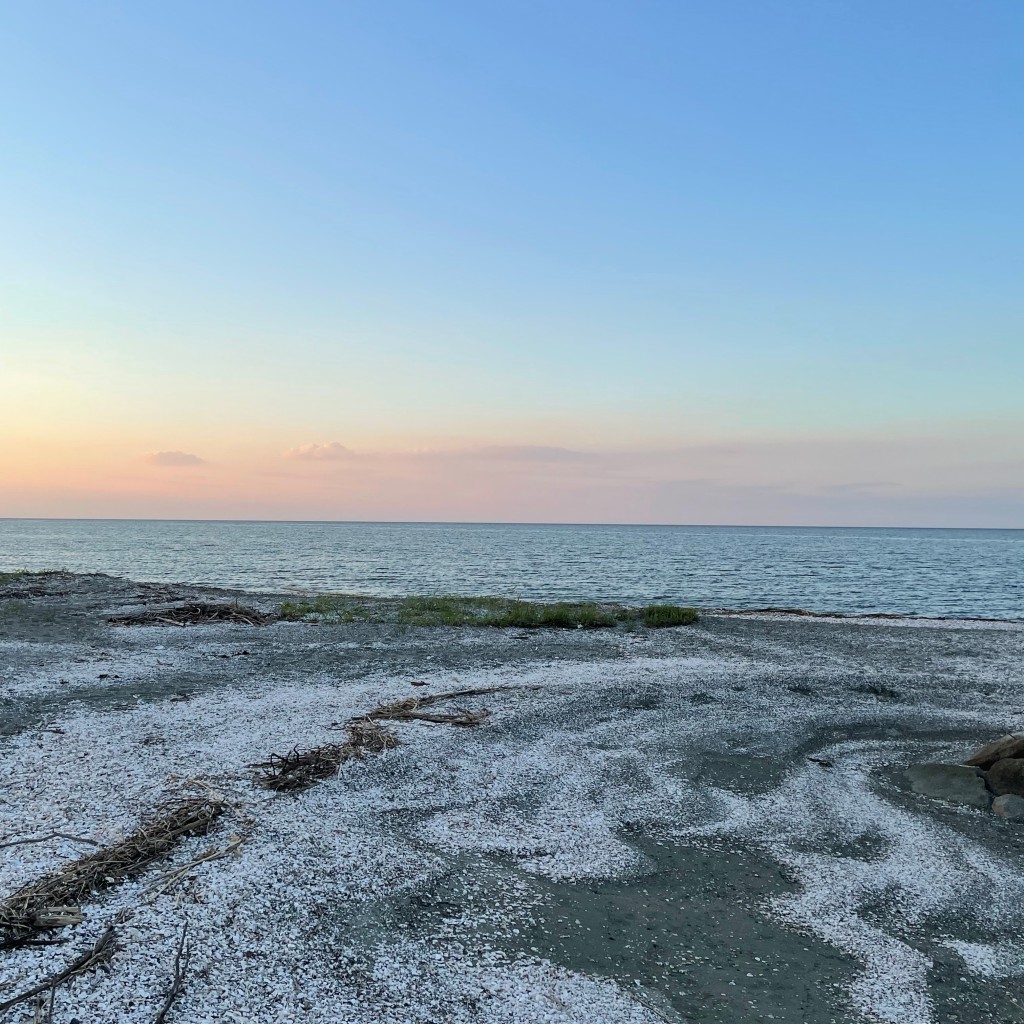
[1,573,1023,1024]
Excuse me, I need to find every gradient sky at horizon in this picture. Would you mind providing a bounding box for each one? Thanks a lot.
[1,1,1022,526]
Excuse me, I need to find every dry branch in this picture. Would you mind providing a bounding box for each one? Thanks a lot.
[0,833,100,852]
[0,923,117,1012]
[146,835,244,899]
[0,798,223,948]
[364,684,540,726]
[152,921,190,1024]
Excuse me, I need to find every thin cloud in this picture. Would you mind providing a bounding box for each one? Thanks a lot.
[470,445,591,462]
[284,442,355,461]
[146,451,205,466]
[281,442,589,464]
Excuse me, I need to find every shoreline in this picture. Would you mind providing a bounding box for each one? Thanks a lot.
[2,573,1024,1023]
[3,568,1022,626]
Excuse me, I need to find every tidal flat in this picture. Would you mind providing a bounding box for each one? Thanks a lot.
[1,572,1023,1024]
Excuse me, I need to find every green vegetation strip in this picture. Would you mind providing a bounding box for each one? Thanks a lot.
[279,594,697,629]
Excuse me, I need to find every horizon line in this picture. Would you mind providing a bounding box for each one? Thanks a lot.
[1,517,1020,532]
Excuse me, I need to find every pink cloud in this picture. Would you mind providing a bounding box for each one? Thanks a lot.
[284,442,354,461]
[146,451,205,467]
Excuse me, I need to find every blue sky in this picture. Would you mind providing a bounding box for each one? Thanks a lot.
[1,2,1021,524]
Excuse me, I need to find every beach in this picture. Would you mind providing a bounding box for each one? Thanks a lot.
[2,572,1024,1023]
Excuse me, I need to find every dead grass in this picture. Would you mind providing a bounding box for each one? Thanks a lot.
[0,797,224,948]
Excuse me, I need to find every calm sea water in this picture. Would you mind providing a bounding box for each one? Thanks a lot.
[0,519,1021,618]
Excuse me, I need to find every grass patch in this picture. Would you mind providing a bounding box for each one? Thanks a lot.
[279,595,379,623]
[0,569,66,583]
[399,596,618,629]
[641,604,699,628]
[485,600,618,629]
[280,593,699,630]
[398,595,509,626]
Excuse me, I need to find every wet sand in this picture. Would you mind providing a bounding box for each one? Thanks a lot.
[2,572,1023,1023]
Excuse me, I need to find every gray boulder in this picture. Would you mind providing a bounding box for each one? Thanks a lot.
[963,733,1024,770]
[986,758,1024,797]
[905,763,991,810]
[992,794,1024,822]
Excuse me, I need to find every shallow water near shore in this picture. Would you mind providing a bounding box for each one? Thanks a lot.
[2,519,1023,618]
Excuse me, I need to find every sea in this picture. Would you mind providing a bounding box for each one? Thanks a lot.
[0,519,1021,619]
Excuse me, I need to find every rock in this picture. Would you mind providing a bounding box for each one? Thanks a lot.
[963,733,1024,770]
[905,763,991,810]
[985,758,1024,797]
[992,794,1024,822]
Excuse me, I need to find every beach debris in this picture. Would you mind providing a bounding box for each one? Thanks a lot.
[0,832,100,852]
[369,684,533,717]
[0,921,118,1013]
[985,758,1024,797]
[146,834,245,900]
[153,920,190,1024]
[992,794,1024,821]
[0,797,224,948]
[252,720,399,792]
[366,697,490,727]
[108,602,275,627]
[904,763,991,810]
[963,733,1024,770]
[253,685,536,792]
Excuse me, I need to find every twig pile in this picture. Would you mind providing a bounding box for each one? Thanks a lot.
[0,798,224,948]
[108,602,275,627]
[252,720,399,792]
[367,696,490,727]
[253,685,533,792]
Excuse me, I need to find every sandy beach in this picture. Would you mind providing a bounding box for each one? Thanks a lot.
[2,572,1024,1024]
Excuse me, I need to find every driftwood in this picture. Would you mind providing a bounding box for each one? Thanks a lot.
[108,603,275,627]
[251,720,399,792]
[152,921,190,1024]
[0,799,223,948]
[0,833,100,852]
[0,923,117,1012]
[252,685,537,792]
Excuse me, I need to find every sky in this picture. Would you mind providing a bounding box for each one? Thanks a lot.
[1,1,1021,526]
